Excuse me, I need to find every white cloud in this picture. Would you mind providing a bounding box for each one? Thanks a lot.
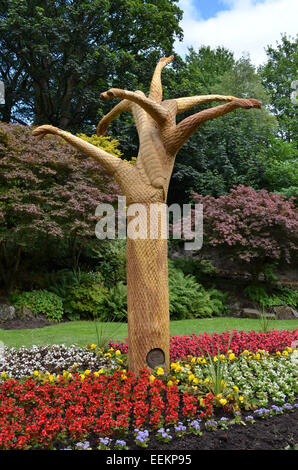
[175,0,298,66]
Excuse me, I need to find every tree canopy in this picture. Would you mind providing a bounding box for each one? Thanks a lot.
[0,0,183,130]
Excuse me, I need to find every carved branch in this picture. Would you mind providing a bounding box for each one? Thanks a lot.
[170,98,262,153]
[32,125,123,176]
[175,94,237,114]
[97,99,131,136]
[149,55,174,103]
[100,88,168,125]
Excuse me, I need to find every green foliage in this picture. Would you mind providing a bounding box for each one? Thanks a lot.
[64,282,108,320]
[101,282,127,322]
[76,133,123,158]
[278,186,298,203]
[171,257,218,282]
[244,285,298,309]
[169,55,277,203]
[259,34,298,142]
[168,263,229,320]
[47,268,100,297]
[11,289,64,322]
[90,240,127,288]
[0,0,183,130]
[46,268,108,320]
[47,268,127,321]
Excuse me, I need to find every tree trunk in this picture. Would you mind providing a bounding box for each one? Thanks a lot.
[126,203,170,374]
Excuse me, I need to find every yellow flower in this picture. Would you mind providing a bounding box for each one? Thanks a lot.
[219,398,227,406]
[108,347,114,352]
[94,371,99,377]
[191,357,196,364]
[171,362,177,369]
[213,356,218,362]
[188,374,195,382]
[238,396,244,402]
[276,351,281,355]
[33,370,39,376]
[255,353,261,360]
[185,364,191,369]
[149,375,155,383]
[193,378,199,385]
[156,367,164,376]
[204,378,210,383]
[104,353,111,358]
[167,380,173,387]
[48,375,54,382]
[1,371,7,379]
[219,354,225,361]
[115,350,121,356]
[233,385,239,391]
[121,374,127,380]
[90,344,97,349]
[228,353,236,361]
[98,368,104,375]
[282,351,288,357]
[216,393,222,399]
[84,369,91,375]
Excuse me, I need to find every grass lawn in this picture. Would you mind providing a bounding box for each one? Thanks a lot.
[0,317,297,349]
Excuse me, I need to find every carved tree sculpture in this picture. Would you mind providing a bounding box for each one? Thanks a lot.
[32,56,261,375]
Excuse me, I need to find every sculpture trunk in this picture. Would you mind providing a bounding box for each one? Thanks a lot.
[126,203,170,374]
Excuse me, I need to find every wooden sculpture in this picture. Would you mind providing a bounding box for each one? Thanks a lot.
[32,56,261,375]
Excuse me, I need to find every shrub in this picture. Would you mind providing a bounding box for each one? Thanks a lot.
[90,239,127,288]
[244,285,298,309]
[64,281,108,320]
[168,263,228,319]
[191,185,298,279]
[11,289,64,322]
[0,122,120,293]
[171,257,218,282]
[102,282,127,321]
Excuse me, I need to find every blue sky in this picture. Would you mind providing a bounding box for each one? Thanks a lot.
[189,0,231,19]
[175,0,298,66]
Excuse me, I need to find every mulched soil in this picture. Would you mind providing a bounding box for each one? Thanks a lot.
[140,411,298,451]
[0,317,67,330]
[47,409,298,451]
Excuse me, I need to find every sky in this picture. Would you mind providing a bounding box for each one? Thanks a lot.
[174,0,298,67]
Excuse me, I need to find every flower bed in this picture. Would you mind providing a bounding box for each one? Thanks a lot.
[0,332,297,450]
[109,328,298,359]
